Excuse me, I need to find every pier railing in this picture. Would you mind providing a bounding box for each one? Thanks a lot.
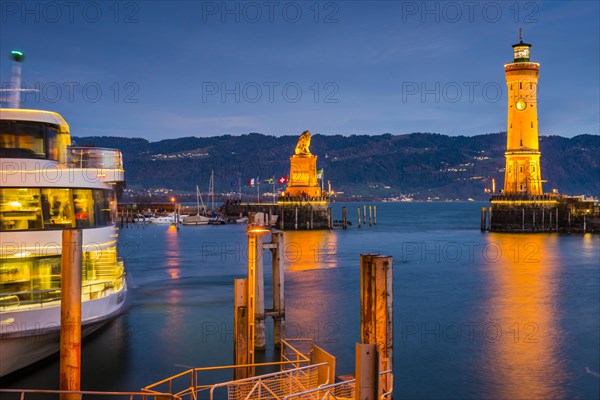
[142,339,325,399]
[0,389,182,400]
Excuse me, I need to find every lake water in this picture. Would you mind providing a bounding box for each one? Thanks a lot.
[3,202,599,399]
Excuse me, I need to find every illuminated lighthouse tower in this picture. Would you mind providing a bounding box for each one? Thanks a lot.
[503,30,543,195]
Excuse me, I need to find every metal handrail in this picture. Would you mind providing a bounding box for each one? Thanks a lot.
[208,362,329,400]
[0,388,182,400]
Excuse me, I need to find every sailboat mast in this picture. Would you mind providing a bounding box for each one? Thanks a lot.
[211,170,215,210]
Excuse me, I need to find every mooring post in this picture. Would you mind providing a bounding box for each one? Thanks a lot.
[360,254,393,397]
[363,205,367,225]
[583,215,586,233]
[488,207,492,230]
[270,231,285,347]
[556,208,559,232]
[294,207,298,230]
[369,206,372,226]
[542,207,545,231]
[355,343,378,400]
[568,210,571,233]
[522,208,525,231]
[60,229,82,400]
[310,206,314,229]
[533,210,536,232]
[233,278,250,379]
[374,205,377,225]
[357,207,361,228]
[342,207,347,229]
[480,207,486,231]
[247,225,267,352]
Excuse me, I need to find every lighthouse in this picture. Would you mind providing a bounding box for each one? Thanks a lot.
[502,30,543,195]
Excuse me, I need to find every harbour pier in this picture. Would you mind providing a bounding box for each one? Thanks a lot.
[0,224,394,399]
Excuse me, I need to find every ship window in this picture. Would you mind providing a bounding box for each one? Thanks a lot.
[0,188,43,230]
[0,121,59,161]
[0,188,115,231]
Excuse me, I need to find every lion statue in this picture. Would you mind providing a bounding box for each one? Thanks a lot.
[294,130,312,155]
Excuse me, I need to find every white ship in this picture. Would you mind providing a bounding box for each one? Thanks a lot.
[0,108,128,377]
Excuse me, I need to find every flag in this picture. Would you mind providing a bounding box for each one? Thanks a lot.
[265,177,274,184]
[317,168,324,180]
[277,176,289,184]
[247,178,255,187]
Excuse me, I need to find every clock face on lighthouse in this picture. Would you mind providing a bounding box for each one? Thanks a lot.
[516,99,527,111]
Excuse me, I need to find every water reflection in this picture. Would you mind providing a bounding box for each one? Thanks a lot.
[165,225,181,279]
[284,230,338,271]
[283,230,346,348]
[481,233,566,399]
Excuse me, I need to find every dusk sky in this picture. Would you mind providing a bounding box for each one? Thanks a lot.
[1,1,598,140]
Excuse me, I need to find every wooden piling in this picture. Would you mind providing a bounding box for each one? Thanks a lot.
[357,207,361,228]
[60,229,82,400]
[555,208,559,232]
[310,207,314,229]
[342,207,347,229]
[374,206,377,225]
[363,205,367,225]
[294,207,298,230]
[270,231,285,347]
[488,207,492,230]
[360,254,393,396]
[234,278,250,379]
[522,208,525,231]
[480,208,487,231]
[247,229,266,351]
[355,343,378,400]
[369,206,372,226]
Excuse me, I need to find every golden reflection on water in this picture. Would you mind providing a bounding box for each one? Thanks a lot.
[165,225,181,279]
[284,230,338,271]
[283,230,341,343]
[482,233,566,399]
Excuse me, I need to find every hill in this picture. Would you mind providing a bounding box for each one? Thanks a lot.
[73,132,600,201]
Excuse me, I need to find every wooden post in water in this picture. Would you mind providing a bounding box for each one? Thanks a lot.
[488,207,492,230]
[357,207,361,228]
[294,207,298,230]
[342,207,347,229]
[360,254,393,397]
[270,231,285,347]
[374,206,377,225]
[480,208,487,231]
[369,206,372,226]
[556,208,559,232]
[355,343,378,400]
[60,229,82,400]
[542,207,545,231]
[522,208,525,231]
[533,210,536,231]
[310,206,314,229]
[247,225,267,352]
[363,205,367,226]
[233,278,250,379]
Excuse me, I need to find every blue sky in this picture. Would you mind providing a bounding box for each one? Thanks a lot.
[1,1,598,140]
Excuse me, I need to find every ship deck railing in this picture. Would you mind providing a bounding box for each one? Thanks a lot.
[0,272,125,311]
